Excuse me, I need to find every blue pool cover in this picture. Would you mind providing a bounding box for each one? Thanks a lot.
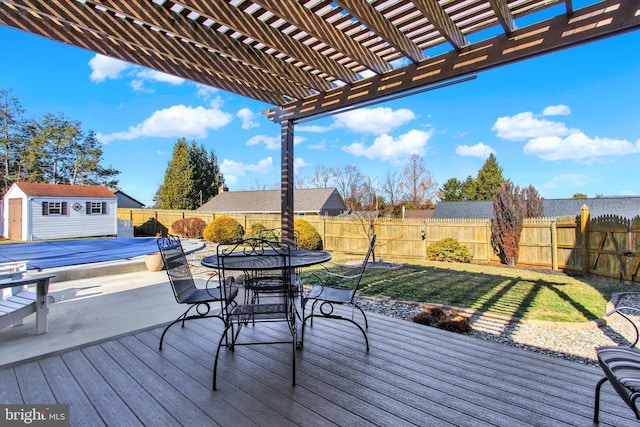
[0,238,160,270]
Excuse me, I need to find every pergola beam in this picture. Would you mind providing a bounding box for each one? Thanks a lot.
[269,0,640,123]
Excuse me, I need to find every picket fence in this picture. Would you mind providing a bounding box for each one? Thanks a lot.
[118,206,640,283]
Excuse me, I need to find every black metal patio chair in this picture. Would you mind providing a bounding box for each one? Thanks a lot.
[213,238,297,390]
[594,306,640,423]
[302,235,376,351]
[156,235,238,350]
[243,228,305,312]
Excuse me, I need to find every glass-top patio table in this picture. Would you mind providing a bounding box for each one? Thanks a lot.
[200,248,332,271]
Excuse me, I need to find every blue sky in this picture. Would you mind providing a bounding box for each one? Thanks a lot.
[1,25,639,207]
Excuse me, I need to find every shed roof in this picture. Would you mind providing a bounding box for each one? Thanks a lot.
[198,188,346,214]
[432,197,640,220]
[9,182,116,199]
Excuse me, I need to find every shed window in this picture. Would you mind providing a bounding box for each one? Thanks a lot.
[42,201,67,216]
[86,202,107,215]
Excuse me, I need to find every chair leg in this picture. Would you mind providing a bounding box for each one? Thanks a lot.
[213,323,233,390]
[159,310,189,350]
[594,376,608,423]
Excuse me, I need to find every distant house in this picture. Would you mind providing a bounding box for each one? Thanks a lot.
[432,197,640,220]
[197,187,347,216]
[2,182,118,241]
[403,208,435,219]
[114,190,145,208]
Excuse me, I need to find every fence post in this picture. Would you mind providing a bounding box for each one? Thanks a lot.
[551,220,558,270]
[486,221,492,263]
[581,204,590,277]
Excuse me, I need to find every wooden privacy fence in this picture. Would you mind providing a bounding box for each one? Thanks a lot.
[118,206,640,283]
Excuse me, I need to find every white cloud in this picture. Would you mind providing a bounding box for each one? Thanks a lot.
[89,54,130,82]
[247,135,279,150]
[542,104,571,116]
[492,111,572,141]
[334,107,415,135]
[196,84,219,100]
[492,105,640,162]
[297,107,416,136]
[96,102,232,143]
[294,157,311,172]
[89,54,184,89]
[342,129,432,161]
[237,108,259,130]
[135,69,184,85]
[539,173,591,195]
[308,139,328,150]
[524,133,640,161]
[220,157,273,186]
[297,124,334,133]
[455,143,495,158]
[246,134,305,150]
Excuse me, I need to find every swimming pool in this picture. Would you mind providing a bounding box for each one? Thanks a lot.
[0,238,160,270]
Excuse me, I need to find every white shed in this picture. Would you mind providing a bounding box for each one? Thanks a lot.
[2,182,118,241]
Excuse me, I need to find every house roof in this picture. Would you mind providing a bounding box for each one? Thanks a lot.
[9,182,116,199]
[432,197,640,220]
[1,1,636,123]
[198,188,346,214]
[114,190,146,208]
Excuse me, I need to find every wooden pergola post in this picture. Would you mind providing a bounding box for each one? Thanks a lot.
[581,204,590,277]
[280,120,294,241]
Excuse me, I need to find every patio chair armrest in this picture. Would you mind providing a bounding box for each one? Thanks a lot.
[606,306,640,347]
[314,267,362,281]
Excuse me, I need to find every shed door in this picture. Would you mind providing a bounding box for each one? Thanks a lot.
[8,198,22,240]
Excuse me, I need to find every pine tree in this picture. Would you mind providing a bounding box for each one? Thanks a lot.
[475,153,504,200]
[160,138,195,209]
[460,176,477,201]
[189,141,224,206]
[439,178,463,201]
[0,89,25,193]
[159,138,225,209]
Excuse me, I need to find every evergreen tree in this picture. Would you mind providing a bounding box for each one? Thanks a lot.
[159,138,225,209]
[70,131,120,188]
[475,153,504,200]
[460,175,477,201]
[439,178,463,201]
[160,138,195,209]
[0,89,24,193]
[189,141,224,206]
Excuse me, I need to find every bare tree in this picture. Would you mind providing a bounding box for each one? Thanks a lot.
[399,154,438,208]
[309,165,337,188]
[334,164,366,210]
[382,169,401,212]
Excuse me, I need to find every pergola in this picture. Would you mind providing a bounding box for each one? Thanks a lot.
[1,0,638,235]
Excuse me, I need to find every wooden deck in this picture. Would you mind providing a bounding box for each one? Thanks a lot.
[0,309,636,426]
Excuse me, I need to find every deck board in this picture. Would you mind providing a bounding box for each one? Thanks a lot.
[0,309,636,426]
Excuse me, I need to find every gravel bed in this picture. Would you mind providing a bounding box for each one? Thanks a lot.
[186,243,640,367]
[356,295,640,367]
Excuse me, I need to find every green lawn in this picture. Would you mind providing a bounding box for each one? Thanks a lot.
[303,256,637,323]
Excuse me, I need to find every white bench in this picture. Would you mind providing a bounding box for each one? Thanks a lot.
[0,263,54,334]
